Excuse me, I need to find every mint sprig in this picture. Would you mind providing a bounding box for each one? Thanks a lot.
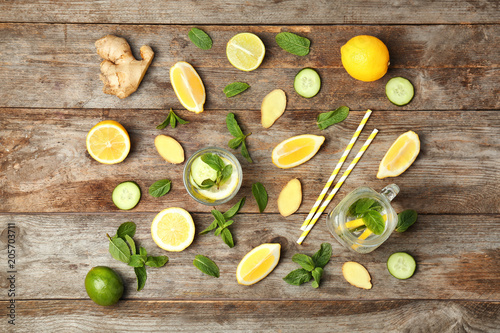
[275,32,311,56]
[226,113,252,163]
[283,243,332,288]
[157,108,189,129]
[198,153,233,190]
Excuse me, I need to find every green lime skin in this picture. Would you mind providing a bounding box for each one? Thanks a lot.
[85,266,124,306]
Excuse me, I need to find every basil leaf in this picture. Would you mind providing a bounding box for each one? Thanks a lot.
[228,136,244,149]
[317,106,349,130]
[193,255,220,277]
[311,243,332,268]
[188,27,213,50]
[362,210,386,235]
[221,228,234,248]
[275,32,310,56]
[226,113,244,138]
[124,234,136,255]
[223,197,246,219]
[199,219,218,235]
[129,254,146,267]
[311,267,323,289]
[172,110,189,125]
[396,209,418,232]
[201,153,224,172]
[292,253,315,272]
[224,82,250,98]
[211,209,226,228]
[116,222,136,239]
[149,179,172,198]
[252,182,268,213]
[355,198,376,215]
[107,234,131,264]
[241,140,253,163]
[156,113,171,129]
[139,247,147,257]
[145,255,169,268]
[134,266,147,291]
[221,164,233,183]
[283,268,312,286]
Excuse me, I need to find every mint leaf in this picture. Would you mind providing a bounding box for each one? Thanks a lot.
[355,198,376,215]
[221,228,234,248]
[145,256,169,268]
[275,32,310,56]
[362,210,386,235]
[116,222,136,239]
[252,182,268,213]
[134,266,147,291]
[188,27,213,50]
[317,106,349,130]
[221,164,233,183]
[211,209,226,228]
[283,268,312,286]
[149,179,172,198]
[241,140,253,163]
[214,226,222,236]
[311,267,323,288]
[226,113,244,138]
[172,110,189,125]
[199,179,216,189]
[156,113,172,129]
[292,254,315,272]
[199,219,218,235]
[124,234,136,255]
[224,82,250,98]
[193,255,219,278]
[107,234,131,264]
[396,209,418,232]
[228,136,244,149]
[129,254,146,267]
[223,197,246,219]
[311,243,332,268]
[139,247,147,257]
[223,220,234,228]
[201,153,225,172]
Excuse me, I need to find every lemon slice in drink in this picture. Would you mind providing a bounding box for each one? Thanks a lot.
[377,131,420,179]
[236,243,281,285]
[151,207,195,252]
[226,33,265,71]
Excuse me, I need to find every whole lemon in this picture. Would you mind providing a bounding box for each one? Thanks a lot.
[85,266,124,306]
[341,35,389,82]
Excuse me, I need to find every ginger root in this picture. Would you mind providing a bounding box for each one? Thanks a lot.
[95,35,154,99]
[154,135,185,164]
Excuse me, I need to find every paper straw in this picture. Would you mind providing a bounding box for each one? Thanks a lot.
[300,110,373,231]
[297,128,379,245]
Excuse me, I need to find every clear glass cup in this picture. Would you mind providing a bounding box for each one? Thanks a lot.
[326,184,400,254]
[183,147,243,206]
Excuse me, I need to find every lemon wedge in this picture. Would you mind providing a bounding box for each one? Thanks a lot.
[236,243,281,285]
[170,61,206,113]
[377,131,420,179]
[226,33,265,72]
[272,134,325,169]
[151,207,195,252]
[86,120,130,164]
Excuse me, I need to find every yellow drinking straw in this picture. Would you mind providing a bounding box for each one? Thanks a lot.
[300,110,373,231]
[297,128,379,245]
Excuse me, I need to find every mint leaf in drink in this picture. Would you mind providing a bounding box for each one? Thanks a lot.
[129,254,146,267]
[107,234,131,264]
[355,198,376,215]
[275,32,311,56]
[362,210,385,235]
[226,113,244,138]
[124,234,136,255]
[116,222,136,239]
[396,209,418,232]
[311,267,323,288]
[221,228,234,248]
[224,82,250,98]
[193,255,220,278]
[221,164,233,183]
[317,106,349,130]
[199,179,216,189]
[149,179,172,198]
[223,197,246,219]
[292,254,315,272]
[134,266,147,291]
[283,268,312,286]
[201,153,225,172]
[311,243,332,268]
[252,182,268,213]
[188,27,213,50]
[145,256,169,268]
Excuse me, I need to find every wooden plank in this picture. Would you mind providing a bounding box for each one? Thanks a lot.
[1,300,499,332]
[1,0,499,25]
[1,109,499,214]
[0,24,498,110]
[0,213,498,300]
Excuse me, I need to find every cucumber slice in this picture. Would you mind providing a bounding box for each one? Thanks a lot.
[387,252,416,279]
[385,77,414,106]
[294,68,321,98]
[190,156,218,186]
[112,181,141,210]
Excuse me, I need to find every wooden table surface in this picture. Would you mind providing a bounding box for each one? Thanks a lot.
[1,1,499,332]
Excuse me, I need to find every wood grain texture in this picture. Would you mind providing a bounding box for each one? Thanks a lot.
[0,213,498,300]
[0,24,498,110]
[1,300,499,332]
[1,0,499,24]
[1,109,499,214]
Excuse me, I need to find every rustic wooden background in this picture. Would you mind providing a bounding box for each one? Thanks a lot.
[0,1,499,332]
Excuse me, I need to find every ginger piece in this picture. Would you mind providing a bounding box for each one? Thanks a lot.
[342,261,372,289]
[95,35,154,99]
[154,135,184,164]
[277,178,302,217]
[261,89,287,128]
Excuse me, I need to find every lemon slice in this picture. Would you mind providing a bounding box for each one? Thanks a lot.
[195,158,239,201]
[272,134,325,169]
[226,33,265,72]
[86,120,130,164]
[236,243,281,285]
[377,131,420,179]
[151,207,195,252]
[170,61,206,113]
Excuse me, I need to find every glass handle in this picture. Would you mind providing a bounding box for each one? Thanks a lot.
[380,184,400,202]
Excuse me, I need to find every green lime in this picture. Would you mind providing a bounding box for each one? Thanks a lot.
[85,266,124,306]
